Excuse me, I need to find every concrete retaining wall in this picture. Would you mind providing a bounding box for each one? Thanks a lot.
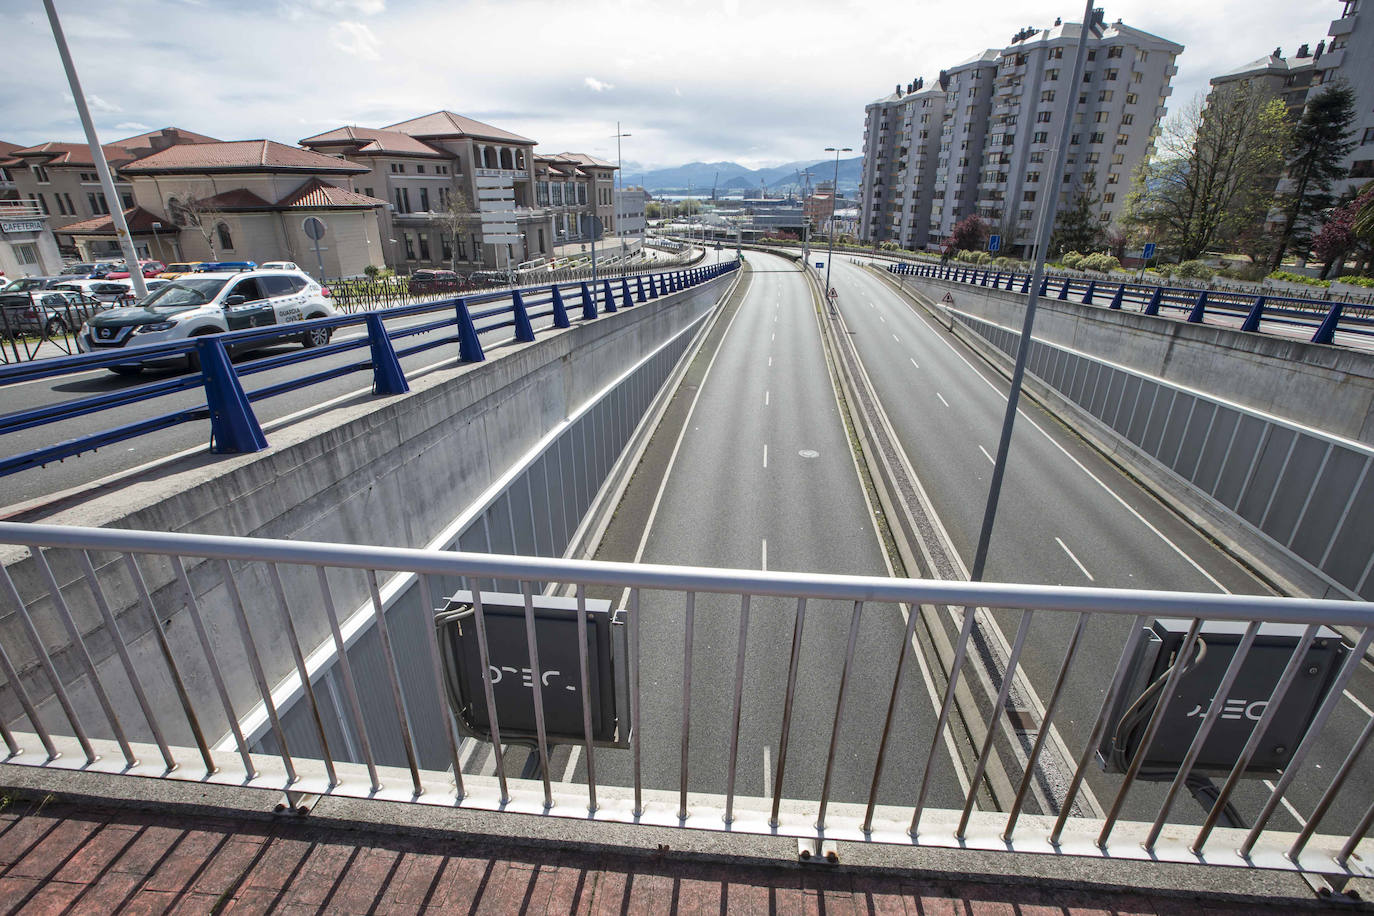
[0,277,732,747]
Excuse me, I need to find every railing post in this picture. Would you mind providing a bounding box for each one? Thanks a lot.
[1082,280,1096,305]
[1038,276,1049,296]
[1143,287,1163,316]
[621,278,634,309]
[1109,284,1125,309]
[1057,278,1071,300]
[1312,300,1344,345]
[580,282,598,319]
[550,285,571,328]
[199,337,268,454]
[511,289,536,342]
[1240,295,1265,333]
[455,298,485,361]
[636,276,647,303]
[1186,290,1208,324]
[1021,274,1031,294]
[602,279,617,312]
[365,313,409,395]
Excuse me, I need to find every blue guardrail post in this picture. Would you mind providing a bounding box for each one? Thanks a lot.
[602,279,617,312]
[455,298,485,362]
[199,337,267,454]
[1312,301,1344,345]
[512,289,536,342]
[1109,285,1125,309]
[580,282,597,319]
[636,276,647,303]
[365,313,409,395]
[621,279,634,309]
[1144,287,1163,316]
[550,285,571,328]
[1241,296,1266,332]
[1187,290,1208,323]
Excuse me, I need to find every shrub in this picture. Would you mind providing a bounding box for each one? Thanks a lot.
[1216,262,1268,282]
[1336,274,1374,288]
[1267,270,1330,287]
[1174,260,1216,281]
[992,256,1021,270]
[1061,251,1086,269]
[363,264,381,279]
[1080,253,1121,273]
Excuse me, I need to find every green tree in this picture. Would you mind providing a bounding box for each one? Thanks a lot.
[428,187,477,271]
[1052,171,1103,256]
[1123,86,1288,262]
[1269,81,1356,271]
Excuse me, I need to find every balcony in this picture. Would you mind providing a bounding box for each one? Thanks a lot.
[0,200,47,221]
[1317,49,1345,69]
[1329,14,1356,35]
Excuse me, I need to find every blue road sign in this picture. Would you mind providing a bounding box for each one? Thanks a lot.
[1142,242,1157,260]
[988,234,1001,252]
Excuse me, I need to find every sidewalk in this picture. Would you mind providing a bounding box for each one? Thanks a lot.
[0,794,1354,915]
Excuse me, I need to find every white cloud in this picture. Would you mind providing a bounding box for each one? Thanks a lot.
[114,121,153,132]
[584,77,614,92]
[329,22,381,61]
[283,0,385,19]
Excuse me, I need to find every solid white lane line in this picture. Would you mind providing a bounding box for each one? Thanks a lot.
[1346,690,1374,719]
[761,538,768,571]
[910,357,920,369]
[561,744,582,782]
[978,445,994,464]
[763,745,772,799]
[1055,537,1095,581]
[763,443,768,467]
[936,392,949,408]
[916,306,1232,593]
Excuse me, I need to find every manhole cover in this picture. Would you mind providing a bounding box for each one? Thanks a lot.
[798,449,820,459]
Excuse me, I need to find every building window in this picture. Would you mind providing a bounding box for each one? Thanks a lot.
[441,234,452,261]
[1103,192,1116,203]
[417,164,426,174]
[14,243,39,265]
[1126,92,1139,104]
[34,166,50,183]
[1107,45,1124,58]
[217,222,234,250]
[1029,151,1045,162]
[1023,190,1036,201]
[54,194,68,215]
[1107,172,1121,184]
[1132,70,1144,83]
[1040,90,1055,103]
[419,187,430,211]
[1037,111,1052,123]
[1122,113,1135,125]
[1083,70,1093,82]
[1099,212,1112,221]
[1116,133,1131,146]
[1026,171,1041,183]
[36,193,49,215]
[1090,132,1105,144]
[418,233,430,260]
[121,193,133,209]
[1363,127,1374,145]
[404,233,416,259]
[439,187,450,208]
[1105,68,1119,80]
[1070,134,1081,145]
[1351,160,1374,178]
[1033,131,1049,143]
[1046,68,1059,80]
[87,192,109,215]
[1087,49,1097,61]
[364,187,373,198]
[1136,49,1149,62]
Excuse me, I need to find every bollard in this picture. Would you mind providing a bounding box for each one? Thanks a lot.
[1186,290,1208,324]
[636,276,647,303]
[1057,279,1070,300]
[1143,287,1163,316]
[365,313,409,395]
[1240,296,1265,333]
[1312,300,1344,345]
[602,279,617,312]
[621,278,634,310]
[199,337,268,454]
[511,289,536,341]
[550,285,571,328]
[580,282,597,320]
[1109,285,1125,309]
[1038,277,1049,296]
[455,298,485,361]
[1082,280,1096,305]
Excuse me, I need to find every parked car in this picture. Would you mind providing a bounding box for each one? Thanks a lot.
[51,279,137,304]
[408,268,465,295]
[159,261,205,279]
[105,260,166,280]
[77,269,339,373]
[260,261,301,272]
[0,276,65,294]
[194,260,257,273]
[467,270,515,288]
[60,262,98,277]
[0,289,104,337]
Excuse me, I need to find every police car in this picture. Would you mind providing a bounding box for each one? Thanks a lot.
[77,268,338,374]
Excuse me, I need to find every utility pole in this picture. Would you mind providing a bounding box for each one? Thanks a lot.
[42,0,147,299]
[613,123,631,257]
[822,147,851,308]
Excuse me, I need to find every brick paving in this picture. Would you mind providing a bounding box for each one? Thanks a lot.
[0,798,1353,914]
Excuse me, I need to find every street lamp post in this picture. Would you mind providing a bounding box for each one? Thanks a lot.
[822,147,851,307]
[613,123,632,257]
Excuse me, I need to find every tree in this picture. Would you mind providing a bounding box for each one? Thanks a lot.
[945,214,988,253]
[1052,171,1104,256]
[428,187,477,271]
[1123,86,1288,262]
[1269,80,1357,271]
[1313,184,1374,276]
[167,189,223,260]
[645,201,663,220]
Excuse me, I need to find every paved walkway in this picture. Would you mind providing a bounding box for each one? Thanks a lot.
[0,797,1353,914]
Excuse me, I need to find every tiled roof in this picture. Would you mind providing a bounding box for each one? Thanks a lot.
[276,177,386,209]
[0,140,20,168]
[299,125,447,158]
[119,140,366,175]
[383,110,535,145]
[10,141,138,168]
[552,152,617,170]
[115,126,219,147]
[59,206,164,235]
[196,188,274,209]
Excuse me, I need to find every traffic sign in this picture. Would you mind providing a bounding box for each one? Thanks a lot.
[988,234,1001,252]
[302,216,326,241]
[1142,242,1156,260]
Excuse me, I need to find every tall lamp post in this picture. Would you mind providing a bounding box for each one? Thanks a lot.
[822,146,851,305]
[613,123,631,256]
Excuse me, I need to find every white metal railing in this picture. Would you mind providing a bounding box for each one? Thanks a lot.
[0,521,1371,883]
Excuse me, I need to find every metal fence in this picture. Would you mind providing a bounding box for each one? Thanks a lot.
[889,262,1374,346]
[0,521,1370,884]
[0,294,111,364]
[0,262,738,476]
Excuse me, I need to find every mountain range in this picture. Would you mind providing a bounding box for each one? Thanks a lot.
[620,157,863,194]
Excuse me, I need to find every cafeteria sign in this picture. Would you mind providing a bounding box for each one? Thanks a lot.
[1,219,44,234]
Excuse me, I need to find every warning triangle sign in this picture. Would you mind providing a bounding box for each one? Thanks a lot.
[941,292,954,304]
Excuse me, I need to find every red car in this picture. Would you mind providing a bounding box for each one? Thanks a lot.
[104,260,165,280]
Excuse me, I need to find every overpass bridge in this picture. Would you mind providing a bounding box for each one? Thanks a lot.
[0,247,1371,905]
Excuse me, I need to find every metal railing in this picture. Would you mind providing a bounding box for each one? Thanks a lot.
[0,521,1370,882]
[0,262,738,476]
[888,262,1374,346]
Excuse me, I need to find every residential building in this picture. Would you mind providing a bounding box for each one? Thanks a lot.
[1305,0,1374,193]
[614,186,649,248]
[858,19,1183,256]
[0,142,21,200]
[548,152,618,238]
[0,199,63,278]
[64,139,386,277]
[1209,46,1318,120]
[6,128,217,253]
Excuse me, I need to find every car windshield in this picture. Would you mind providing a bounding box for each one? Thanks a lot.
[140,278,229,309]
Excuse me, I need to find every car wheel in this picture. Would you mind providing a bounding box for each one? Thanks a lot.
[301,322,332,348]
[43,317,68,338]
[108,365,142,376]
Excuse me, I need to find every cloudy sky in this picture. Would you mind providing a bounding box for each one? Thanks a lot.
[0,0,1341,173]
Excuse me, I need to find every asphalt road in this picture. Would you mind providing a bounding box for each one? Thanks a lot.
[827,255,1374,834]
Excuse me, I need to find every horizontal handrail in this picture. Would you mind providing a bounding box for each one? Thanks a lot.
[0,262,740,476]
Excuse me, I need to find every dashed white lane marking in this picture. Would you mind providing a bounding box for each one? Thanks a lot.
[910,357,920,369]
[1346,690,1374,718]
[768,356,773,367]
[1055,536,1095,581]
[1263,779,1308,827]
[879,315,886,323]
[761,538,768,571]
[763,744,773,799]
[763,443,768,468]
[561,744,582,782]
[765,390,770,407]
[936,392,949,408]
[892,333,900,343]
[771,332,775,342]
[978,445,994,464]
